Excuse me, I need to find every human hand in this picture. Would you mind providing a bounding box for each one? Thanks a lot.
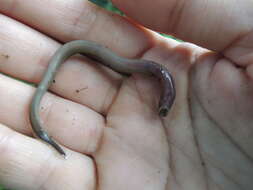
[0,0,252,190]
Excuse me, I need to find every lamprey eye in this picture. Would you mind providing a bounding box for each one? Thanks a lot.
[159,107,169,117]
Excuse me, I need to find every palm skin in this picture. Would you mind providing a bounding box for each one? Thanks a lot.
[0,0,252,190]
[95,42,253,190]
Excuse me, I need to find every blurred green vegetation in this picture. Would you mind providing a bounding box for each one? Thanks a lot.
[89,0,180,41]
[0,185,9,190]
[89,0,123,15]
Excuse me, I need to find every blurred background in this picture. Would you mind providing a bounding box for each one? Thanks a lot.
[89,0,123,14]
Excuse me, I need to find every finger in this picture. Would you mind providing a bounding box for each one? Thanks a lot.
[0,123,95,190]
[223,31,253,79]
[0,14,122,114]
[112,0,253,51]
[0,73,104,154]
[0,0,155,57]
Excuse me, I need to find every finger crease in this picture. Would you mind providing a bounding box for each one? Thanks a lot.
[167,0,187,34]
[69,2,99,40]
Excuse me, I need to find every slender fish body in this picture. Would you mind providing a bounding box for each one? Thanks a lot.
[30,40,176,156]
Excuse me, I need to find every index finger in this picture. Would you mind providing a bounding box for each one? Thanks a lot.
[0,0,156,58]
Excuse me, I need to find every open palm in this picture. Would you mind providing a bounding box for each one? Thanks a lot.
[0,0,252,190]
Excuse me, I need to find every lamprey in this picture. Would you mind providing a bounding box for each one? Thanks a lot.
[29,40,176,157]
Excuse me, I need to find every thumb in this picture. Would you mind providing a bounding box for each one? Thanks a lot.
[112,0,253,52]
